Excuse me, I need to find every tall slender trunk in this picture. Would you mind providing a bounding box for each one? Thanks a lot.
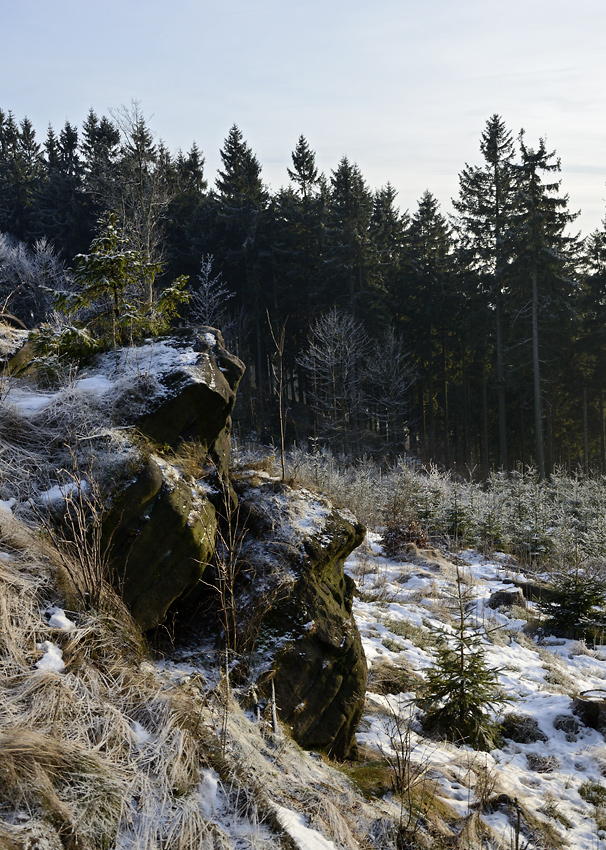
[531,264,545,479]
[600,388,605,473]
[495,288,507,469]
[545,389,553,476]
[583,386,589,473]
[482,355,490,479]
[428,374,435,460]
[442,329,450,468]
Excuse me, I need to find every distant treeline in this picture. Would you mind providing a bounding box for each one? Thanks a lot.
[1,104,605,476]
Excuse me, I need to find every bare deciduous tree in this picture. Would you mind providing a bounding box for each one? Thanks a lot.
[0,234,69,326]
[189,254,234,328]
[297,307,369,452]
[363,327,416,454]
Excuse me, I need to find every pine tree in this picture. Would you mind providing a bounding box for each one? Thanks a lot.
[453,115,517,469]
[539,573,606,639]
[577,225,606,469]
[80,108,121,232]
[323,156,374,314]
[508,133,580,478]
[287,134,319,201]
[165,142,208,279]
[36,121,86,258]
[214,125,269,403]
[273,137,326,378]
[416,569,510,750]
[369,183,409,330]
[56,211,188,351]
[0,113,43,241]
[110,102,170,289]
[404,191,456,464]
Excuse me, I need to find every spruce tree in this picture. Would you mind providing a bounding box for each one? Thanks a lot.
[36,121,86,259]
[508,133,580,478]
[453,115,517,469]
[416,569,510,750]
[0,113,43,241]
[539,573,606,640]
[214,124,269,402]
[80,108,121,233]
[404,191,456,464]
[323,156,374,314]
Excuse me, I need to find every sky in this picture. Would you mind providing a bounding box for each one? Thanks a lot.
[2,0,606,235]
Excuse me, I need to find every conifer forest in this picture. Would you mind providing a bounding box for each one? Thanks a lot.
[2,105,605,476]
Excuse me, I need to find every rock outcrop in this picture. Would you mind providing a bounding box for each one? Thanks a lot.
[233,475,367,759]
[101,327,244,629]
[132,327,244,476]
[103,456,218,630]
[4,323,368,757]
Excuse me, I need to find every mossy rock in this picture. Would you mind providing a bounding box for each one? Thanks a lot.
[239,478,367,759]
[104,457,217,630]
[6,338,36,377]
[133,327,244,480]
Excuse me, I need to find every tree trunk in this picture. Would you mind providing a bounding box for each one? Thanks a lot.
[531,264,545,479]
[583,386,589,473]
[600,388,605,473]
[482,356,490,479]
[495,288,507,469]
[442,329,450,468]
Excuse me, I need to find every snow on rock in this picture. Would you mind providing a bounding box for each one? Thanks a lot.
[35,641,65,673]
[0,498,16,514]
[274,805,339,850]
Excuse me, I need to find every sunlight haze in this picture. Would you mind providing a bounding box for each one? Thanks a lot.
[3,0,605,233]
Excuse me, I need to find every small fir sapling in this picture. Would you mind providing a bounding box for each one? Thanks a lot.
[34,212,189,359]
[538,573,606,640]
[415,568,511,750]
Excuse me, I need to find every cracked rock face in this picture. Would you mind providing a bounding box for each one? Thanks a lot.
[235,476,367,759]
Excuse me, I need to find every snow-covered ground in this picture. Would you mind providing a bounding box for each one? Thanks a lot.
[346,533,606,849]
[157,528,606,849]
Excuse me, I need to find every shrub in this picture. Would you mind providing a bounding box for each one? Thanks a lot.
[538,574,606,640]
[34,212,189,360]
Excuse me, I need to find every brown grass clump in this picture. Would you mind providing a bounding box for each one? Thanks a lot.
[0,729,124,849]
[0,513,216,850]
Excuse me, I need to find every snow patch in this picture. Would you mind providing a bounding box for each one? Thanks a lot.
[274,804,339,850]
[35,641,65,673]
[44,607,75,631]
[39,479,88,505]
[199,769,221,818]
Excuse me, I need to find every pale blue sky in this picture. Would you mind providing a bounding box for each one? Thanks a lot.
[2,0,606,234]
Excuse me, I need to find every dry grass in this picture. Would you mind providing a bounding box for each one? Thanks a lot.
[0,507,389,850]
[0,512,218,850]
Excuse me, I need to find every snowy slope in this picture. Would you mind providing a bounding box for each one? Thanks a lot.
[346,534,606,849]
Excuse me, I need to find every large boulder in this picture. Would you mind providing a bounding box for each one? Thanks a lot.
[235,475,367,759]
[3,325,244,631]
[103,456,217,630]
[99,327,244,629]
[122,327,244,477]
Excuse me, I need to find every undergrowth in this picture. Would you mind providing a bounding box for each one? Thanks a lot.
[266,444,606,574]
